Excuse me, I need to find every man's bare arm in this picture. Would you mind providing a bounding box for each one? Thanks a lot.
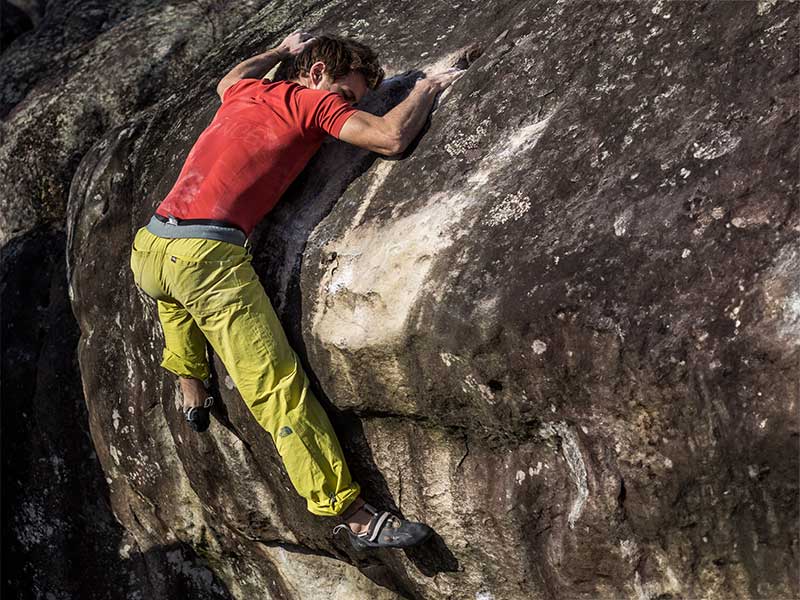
[216,30,315,101]
[216,48,288,100]
[338,69,464,156]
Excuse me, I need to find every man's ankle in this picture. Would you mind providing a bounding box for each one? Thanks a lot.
[340,497,365,520]
[179,376,209,409]
[348,520,369,534]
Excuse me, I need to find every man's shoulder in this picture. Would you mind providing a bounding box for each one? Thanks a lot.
[222,78,299,102]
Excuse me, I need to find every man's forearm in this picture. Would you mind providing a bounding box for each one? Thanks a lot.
[227,47,288,80]
[384,81,439,152]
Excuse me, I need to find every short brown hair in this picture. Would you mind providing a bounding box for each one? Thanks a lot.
[285,35,385,90]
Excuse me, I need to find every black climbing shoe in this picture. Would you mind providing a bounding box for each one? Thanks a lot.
[333,503,433,550]
[184,397,213,432]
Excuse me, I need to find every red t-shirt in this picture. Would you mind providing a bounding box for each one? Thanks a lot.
[155,78,358,236]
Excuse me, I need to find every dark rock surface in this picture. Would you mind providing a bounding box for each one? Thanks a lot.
[3,0,799,598]
[1,227,234,599]
[0,0,264,239]
[1,1,34,51]
[1,1,266,598]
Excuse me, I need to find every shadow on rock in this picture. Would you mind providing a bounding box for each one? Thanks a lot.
[334,411,461,582]
[1,226,233,599]
[120,541,235,600]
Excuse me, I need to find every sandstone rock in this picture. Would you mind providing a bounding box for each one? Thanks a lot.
[0,0,263,243]
[3,0,798,598]
[1,226,235,599]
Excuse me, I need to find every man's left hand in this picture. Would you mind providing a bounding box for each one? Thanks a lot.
[277,30,316,58]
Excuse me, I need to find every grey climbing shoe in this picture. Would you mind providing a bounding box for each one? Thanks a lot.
[184,396,213,432]
[333,503,433,550]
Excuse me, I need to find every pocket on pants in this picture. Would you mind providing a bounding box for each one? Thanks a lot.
[131,227,161,293]
[131,246,171,301]
[130,248,144,289]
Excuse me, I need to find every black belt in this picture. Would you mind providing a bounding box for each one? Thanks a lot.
[153,212,245,235]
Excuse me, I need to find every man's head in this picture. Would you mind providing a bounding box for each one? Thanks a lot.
[285,35,384,105]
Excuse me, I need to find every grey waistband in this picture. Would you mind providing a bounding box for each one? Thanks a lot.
[145,215,247,247]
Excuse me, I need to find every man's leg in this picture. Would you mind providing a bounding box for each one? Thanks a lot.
[130,229,213,413]
[179,255,361,517]
[134,231,430,542]
[157,299,212,411]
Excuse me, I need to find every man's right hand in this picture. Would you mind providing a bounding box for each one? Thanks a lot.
[421,68,467,93]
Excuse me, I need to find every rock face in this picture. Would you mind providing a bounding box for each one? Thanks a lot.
[1,226,238,599]
[2,1,262,598]
[2,0,798,599]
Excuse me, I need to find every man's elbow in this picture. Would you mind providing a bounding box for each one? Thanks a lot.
[381,134,404,157]
[215,80,228,102]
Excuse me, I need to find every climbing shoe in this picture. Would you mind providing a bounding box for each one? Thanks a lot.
[333,503,433,550]
[184,396,213,432]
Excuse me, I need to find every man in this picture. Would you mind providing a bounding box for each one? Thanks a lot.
[129,30,464,550]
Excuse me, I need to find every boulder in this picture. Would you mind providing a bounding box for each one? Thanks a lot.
[1,226,237,599]
[4,0,799,598]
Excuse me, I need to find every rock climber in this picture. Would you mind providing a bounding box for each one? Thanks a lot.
[129,30,465,550]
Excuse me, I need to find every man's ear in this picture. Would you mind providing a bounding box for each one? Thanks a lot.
[309,61,327,85]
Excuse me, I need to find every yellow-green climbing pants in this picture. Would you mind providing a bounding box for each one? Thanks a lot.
[129,226,360,517]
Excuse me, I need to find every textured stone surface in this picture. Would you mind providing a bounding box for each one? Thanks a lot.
[1,1,260,598]
[3,0,799,598]
[1,226,235,599]
[0,0,263,242]
[1,1,33,51]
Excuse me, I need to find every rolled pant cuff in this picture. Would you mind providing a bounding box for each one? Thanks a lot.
[160,348,210,381]
[307,483,362,518]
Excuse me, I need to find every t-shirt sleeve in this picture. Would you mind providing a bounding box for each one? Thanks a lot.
[306,91,358,139]
[221,78,262,103]
[316,92,358,138]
